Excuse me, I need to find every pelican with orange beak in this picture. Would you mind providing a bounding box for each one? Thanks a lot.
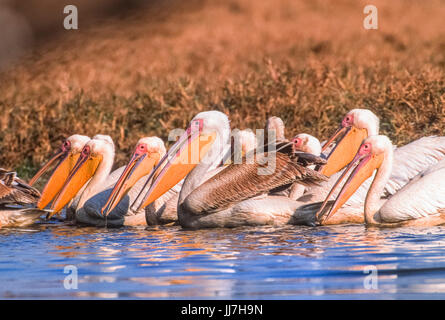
[28,135,90,187]
[316,135,445,227]
[102,128,257,226]
[318,109,379,177]
[96,137,167,226]
[30,134,91,213]
[132,110,327,229]
[46,136,114,220]
[145,128,258,225]
[50,136,166,227]
[302,109,445,205]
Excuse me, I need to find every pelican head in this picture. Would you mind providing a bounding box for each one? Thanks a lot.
[48,136,115,216]
[316,135,392,224]
[32,134,91,209]
[101,137,166,216]
[134,110,230,211]
[265,116,285,141]
[292,133,321,156]
[93,134,114,145]
[319,109,380,176]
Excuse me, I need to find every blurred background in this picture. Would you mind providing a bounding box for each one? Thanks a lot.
[0,0,444,180]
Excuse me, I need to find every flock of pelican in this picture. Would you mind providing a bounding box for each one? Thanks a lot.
[1,108,444,229]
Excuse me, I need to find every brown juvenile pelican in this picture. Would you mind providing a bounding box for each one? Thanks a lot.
[0,169,46,227]
[132,110,327,229]
[316,135,445,227]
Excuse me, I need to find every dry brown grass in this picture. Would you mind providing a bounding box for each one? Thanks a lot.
[0,0,444,180]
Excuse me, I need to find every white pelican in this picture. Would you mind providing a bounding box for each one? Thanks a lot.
[302,109,445,204]
[32,134,123,220]
[44,136,165,227]
[286,133,322,200]
[132,110,327,229]
[318,109,380,176]
[0,169,46,227]
[292,133,322,157]
[102,128,258,226]
[316,135,445,227]
[29,134,91,211]
[144,129,257,225]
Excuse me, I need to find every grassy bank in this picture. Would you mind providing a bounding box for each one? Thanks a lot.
[0,0,444,180]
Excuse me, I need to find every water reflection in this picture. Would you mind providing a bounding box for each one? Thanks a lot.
[1,222,445,298]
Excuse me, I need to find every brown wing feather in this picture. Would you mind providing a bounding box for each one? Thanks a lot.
[182,152,327,215]
[0,182,16,203]
[0,169,41,206]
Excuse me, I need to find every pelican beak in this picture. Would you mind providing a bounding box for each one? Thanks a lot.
[101,147,161,217]
[49,149,102,216]
[319,126,368,177]
[134,121,217,211]
[316,149,384,224]
[29,150,65,186]
[36,151,82,210]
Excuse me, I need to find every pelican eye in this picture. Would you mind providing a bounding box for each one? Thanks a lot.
[192,119,204,131]
[82,146,91,156]
[343,114,354,127]
[137,144,148,154]
[62,140,71,151]
[362,143,372,153]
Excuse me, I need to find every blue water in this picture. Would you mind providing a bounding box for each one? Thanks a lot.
[1,221,445,299]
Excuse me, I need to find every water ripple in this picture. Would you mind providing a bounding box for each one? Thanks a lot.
[1,223,445,298]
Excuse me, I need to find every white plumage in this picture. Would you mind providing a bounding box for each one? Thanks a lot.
[379,159,445,222]
[318,135,445,227]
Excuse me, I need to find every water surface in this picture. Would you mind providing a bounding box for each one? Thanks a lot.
[1,221,445,299]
